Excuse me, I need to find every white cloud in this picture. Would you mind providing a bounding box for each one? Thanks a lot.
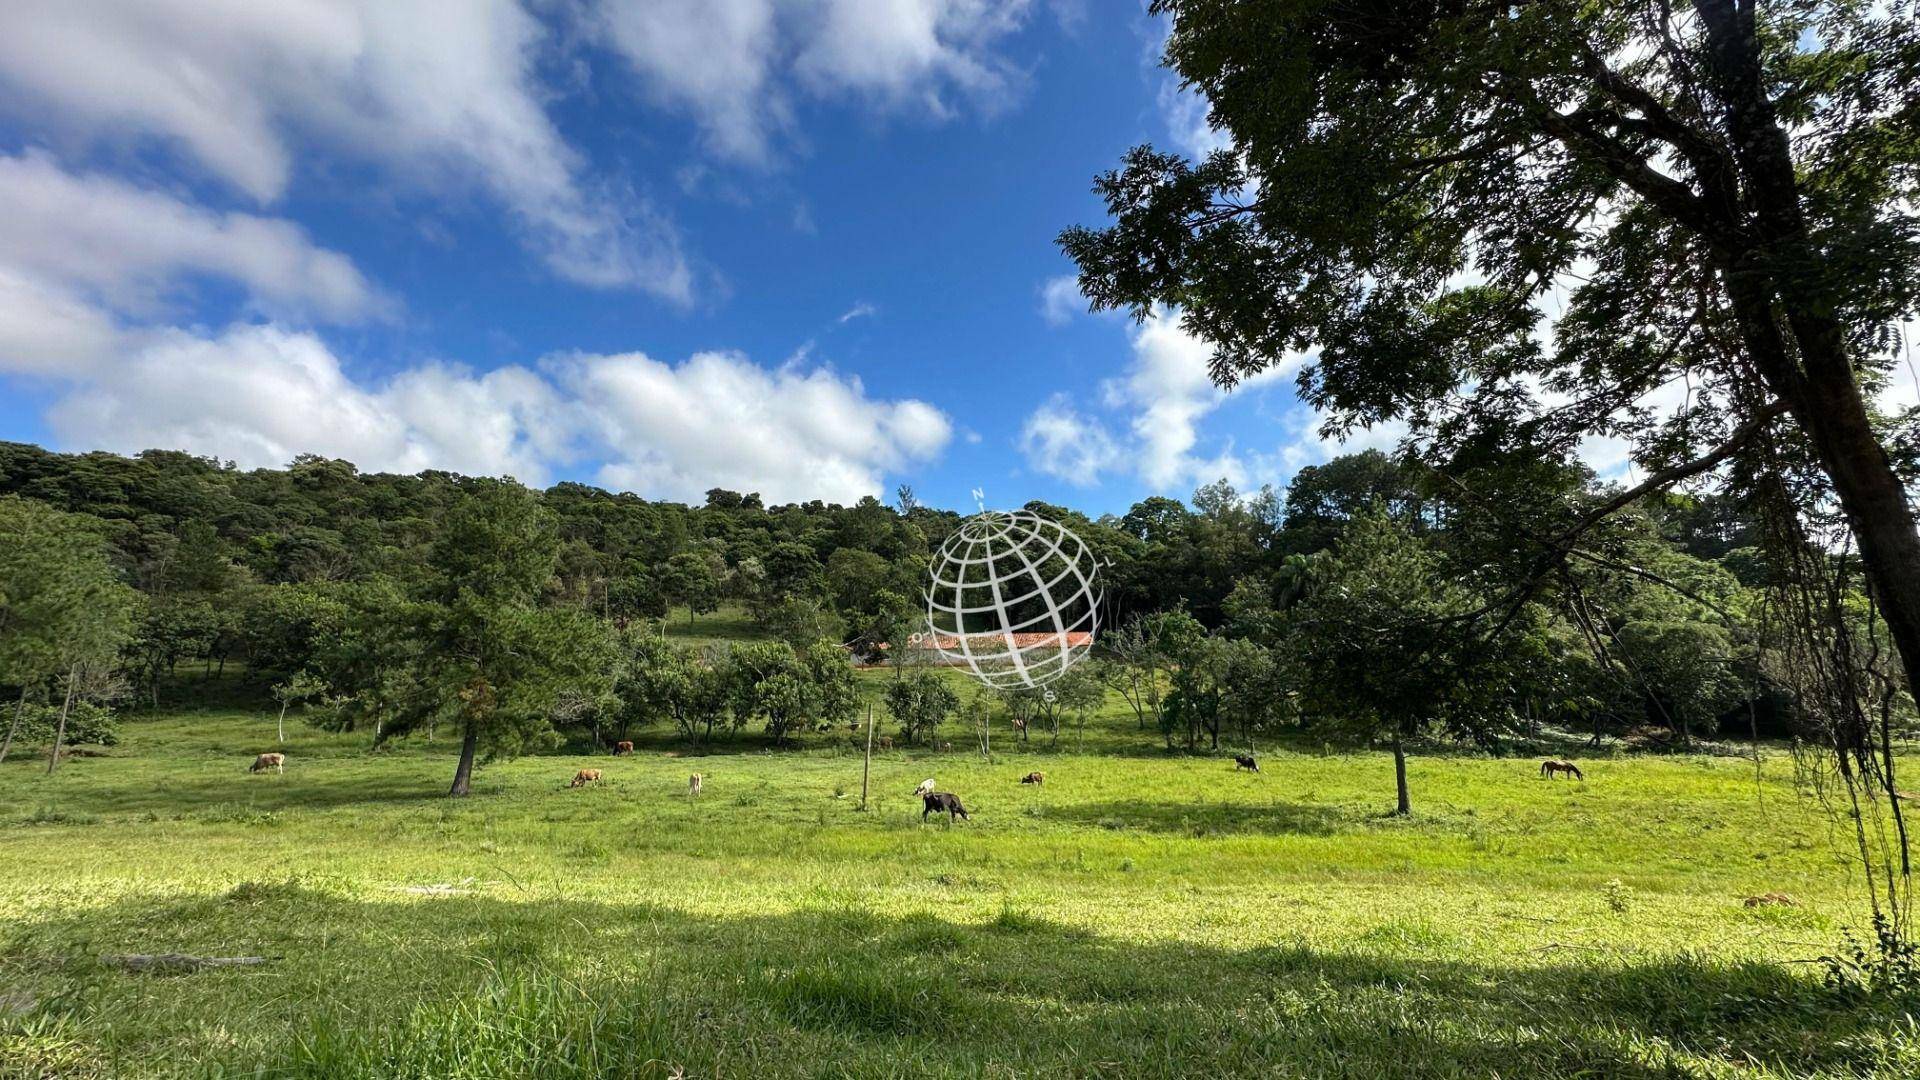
[0,151,384,325]
[566,348,951,504]
[1266,407,1409,478]
[1019,394,1119,485]
[1157,77,1231,161]
[0,152,385,376]
[1019,310,1300,491]
[37,323,954,502]
[838,300,878,323]
[46,325,572,483]
[0,266,128,376]
[1104,311,1297,490]
[0,0,690,300]
[592,0,1031,166]
[1038,274,1084,327]
[595,0,786,165]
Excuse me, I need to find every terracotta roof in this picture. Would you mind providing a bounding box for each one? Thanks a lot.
[880,631,1093,651]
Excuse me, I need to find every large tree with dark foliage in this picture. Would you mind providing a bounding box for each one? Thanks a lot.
[1063,0,1920,696]
[403,482,612,796]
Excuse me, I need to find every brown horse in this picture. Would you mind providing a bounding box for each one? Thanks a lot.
[1539,760,1584,780]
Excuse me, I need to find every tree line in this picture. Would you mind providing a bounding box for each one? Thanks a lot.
[4,438,1903,811]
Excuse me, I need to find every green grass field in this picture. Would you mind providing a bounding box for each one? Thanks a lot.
[1,680,1914,1078]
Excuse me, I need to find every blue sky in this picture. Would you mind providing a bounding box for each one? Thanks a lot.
[0,1,1375,516]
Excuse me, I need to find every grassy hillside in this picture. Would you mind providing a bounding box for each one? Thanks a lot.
[0,690,1913,1077]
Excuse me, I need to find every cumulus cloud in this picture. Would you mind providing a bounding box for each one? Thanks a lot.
[1019,394,1119,485]
[1037,274,1084,327]
[1103,311,1297,490]
[564,348,951,503]
[46,325,573,483]
[0,0,690,299]
[38,323,952,503]
[1019,310,1300,492]
[592,0,1031,166]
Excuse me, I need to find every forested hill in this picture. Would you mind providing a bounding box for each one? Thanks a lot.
[0,437,1814,751]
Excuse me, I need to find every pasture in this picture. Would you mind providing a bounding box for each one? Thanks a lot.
[0,698,1913,1078]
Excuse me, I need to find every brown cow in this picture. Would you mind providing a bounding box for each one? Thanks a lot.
[569,768,602,788]
[612,740,634,756]
[876,736,893,751]
[1540,760,1584,780]
[688,773,703,796]
[248,752,285,774]
[1019,771,1044,785]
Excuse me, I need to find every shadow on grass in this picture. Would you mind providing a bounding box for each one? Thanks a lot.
[2,890,1909,1079]
[0,766,449,821]
[1041,797,1348,837]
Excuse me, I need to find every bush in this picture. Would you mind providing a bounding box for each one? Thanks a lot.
[2,701,120,751]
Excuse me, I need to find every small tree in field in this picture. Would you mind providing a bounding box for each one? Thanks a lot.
[726,639,859,745]
[1052,663,1106,749]
[270,670,327,744]
[885,669,959,746]
[618,632,728,744]
[1287,507,1486,815]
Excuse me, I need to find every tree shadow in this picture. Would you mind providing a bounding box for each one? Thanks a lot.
[1041,796,1349,836]
[3,890,1901,1078]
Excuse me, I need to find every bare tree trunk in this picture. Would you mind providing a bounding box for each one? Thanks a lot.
[1391,729,1410,817]
[0,688,27,764]
[448,718,479,797]
[276,700,288,743]
[47,665,76,775]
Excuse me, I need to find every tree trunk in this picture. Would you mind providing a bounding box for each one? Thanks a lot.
[47,665,76,775]
[276,701,288,743]
[1390,730,1410,816]
[0,688,27,764]
[1690,0,1920,701]
[448,718,479,797]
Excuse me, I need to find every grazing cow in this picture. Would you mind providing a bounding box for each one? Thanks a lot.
[922,792,969,822]
[569,768,602,788]
[1540,760,1584,780]
[939,741,952,753]
[248,752,285,774]
[876,736,893,751]
[612,741,634,756]
[688,773,703,796]
[1743,892,1797,908]
[1233,754,1258,773]
[913,778,937,799]
[1019,771,1044,785]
